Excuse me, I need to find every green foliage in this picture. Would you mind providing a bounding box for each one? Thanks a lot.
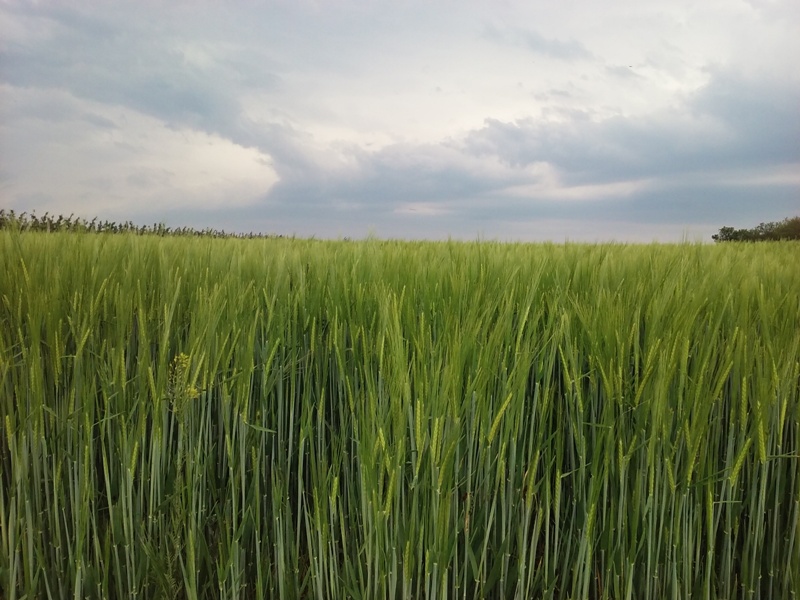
[713,215,800,242]
[0,209,281,238]
[1,232,798,598]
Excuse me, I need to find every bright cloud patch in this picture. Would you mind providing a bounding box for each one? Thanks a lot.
[0,86,278,221]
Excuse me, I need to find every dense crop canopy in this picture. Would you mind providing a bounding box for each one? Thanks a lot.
[1,232,798,598]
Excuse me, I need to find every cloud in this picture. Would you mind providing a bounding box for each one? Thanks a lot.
[520,29,593,60]
[226,66,799,235]
[688,68,800,163]
[1,1,797,241]
[0,86,278,220]
[259,137,521,212]
[463,67,800,184]
[0,3,276,142]
[482,24,593,60]
[605,65,641,80]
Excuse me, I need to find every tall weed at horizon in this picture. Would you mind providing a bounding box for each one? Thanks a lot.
[1,232,798,598]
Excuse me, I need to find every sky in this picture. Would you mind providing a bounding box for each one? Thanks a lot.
[1,0,798,242]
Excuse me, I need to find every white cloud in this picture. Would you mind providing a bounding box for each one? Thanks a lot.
[0,86,278,220]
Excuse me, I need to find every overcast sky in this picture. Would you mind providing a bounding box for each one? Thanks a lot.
[1,1,798,241]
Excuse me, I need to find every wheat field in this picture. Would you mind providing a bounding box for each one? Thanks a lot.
[1,231,798,598]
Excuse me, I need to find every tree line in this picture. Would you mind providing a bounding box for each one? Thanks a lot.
[713,216,800,242]
[4,208,798,242]
[0,210,282,239]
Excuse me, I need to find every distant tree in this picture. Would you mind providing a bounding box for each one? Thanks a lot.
[712,226,738,242]
[713,216,800,242]
[772,216,800,239]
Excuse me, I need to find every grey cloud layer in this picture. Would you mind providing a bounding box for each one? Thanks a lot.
[466,69,800,183]
[255,68,799,225]
[2,1,798,239]
[3,8,249,136]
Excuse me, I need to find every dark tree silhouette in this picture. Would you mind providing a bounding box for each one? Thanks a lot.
[712,216,800,242]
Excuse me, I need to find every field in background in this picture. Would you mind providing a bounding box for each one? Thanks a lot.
[1,231,798,599]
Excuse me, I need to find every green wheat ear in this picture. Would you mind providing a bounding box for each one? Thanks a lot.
[168,352,200,413]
